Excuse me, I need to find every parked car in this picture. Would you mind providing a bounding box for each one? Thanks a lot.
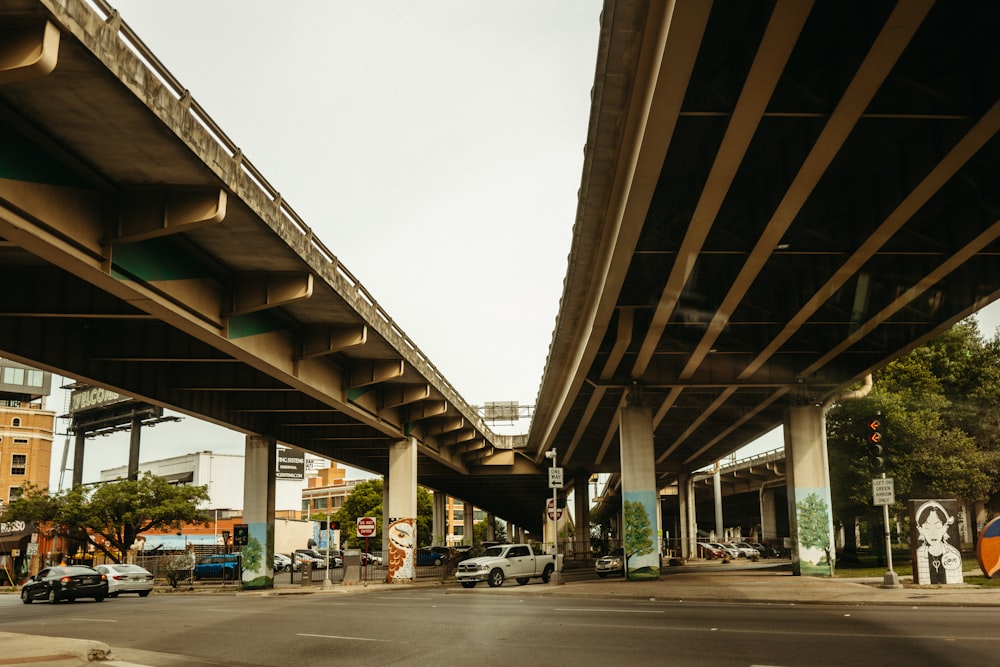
[361,552,382,566]
[698,542,726,559]
[416,547,447,566]
[294,548,342,568]
[293,552,324,570]
[21,565,108,604]
[751,542,784,558]
[94,563,154,597]
[594,547,625,577]
[192,554,241,580]
[729,542,760,558]
[273,553,296,572]
[708,542,739,559]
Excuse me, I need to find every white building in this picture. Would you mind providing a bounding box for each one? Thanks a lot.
[99,450,305,511]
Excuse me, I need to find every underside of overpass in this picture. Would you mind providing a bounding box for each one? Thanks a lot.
[529,0,1000,499]
[0,1,998,536]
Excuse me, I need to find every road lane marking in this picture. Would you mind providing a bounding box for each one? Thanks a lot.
[297,633,404,643]
[554,608,665,614]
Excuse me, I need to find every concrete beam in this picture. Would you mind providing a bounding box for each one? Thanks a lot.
[298,324,367,359]
[229,272,313,317]
[117,188,227,244]
[380,384,430,409]
[0,21,59,84]
[348,359,404,388]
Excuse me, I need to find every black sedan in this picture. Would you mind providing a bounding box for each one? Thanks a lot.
[21,565,109,604]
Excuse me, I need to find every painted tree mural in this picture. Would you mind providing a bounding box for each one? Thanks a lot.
[796,491,834,575]
[623,499,655,571]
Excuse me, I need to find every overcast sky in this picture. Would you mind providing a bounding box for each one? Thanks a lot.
[49,0,604,486]
[45,1,1000,487]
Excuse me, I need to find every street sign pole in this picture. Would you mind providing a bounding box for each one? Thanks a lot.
[873,473,902,589]
[545,449,562,585]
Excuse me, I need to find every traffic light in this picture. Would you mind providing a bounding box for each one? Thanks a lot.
[866,415,884,469]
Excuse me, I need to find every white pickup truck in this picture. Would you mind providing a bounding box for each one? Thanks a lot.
[454,544,563,588]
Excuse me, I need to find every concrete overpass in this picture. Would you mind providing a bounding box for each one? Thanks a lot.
[1,0,998,577]
[527,0,1000,571]
[0,0,548,534]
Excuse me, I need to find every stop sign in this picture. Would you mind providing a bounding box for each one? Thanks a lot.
[546,498,563,521]
[357,516,377,538]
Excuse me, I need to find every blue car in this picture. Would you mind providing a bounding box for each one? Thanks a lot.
[416,547,449,566]
[192,554,241,580]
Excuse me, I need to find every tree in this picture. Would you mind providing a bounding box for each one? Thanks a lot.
[4,474,209,563]
[332,479,435,548]
[827,317,1000,559]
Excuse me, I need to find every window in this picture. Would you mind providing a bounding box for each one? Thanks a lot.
[11,454,26,476]
[11,418,21,427]
[8,486,23,501]
[453,525,464,536]
[2,367,23,385]
[26,370,43,387]
[13,438,28,445]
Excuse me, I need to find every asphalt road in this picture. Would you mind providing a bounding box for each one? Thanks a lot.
[2,585,999,666]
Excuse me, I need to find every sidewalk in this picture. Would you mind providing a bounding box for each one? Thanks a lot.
[2,561,998,665]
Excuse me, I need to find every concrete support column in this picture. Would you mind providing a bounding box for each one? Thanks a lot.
[619,404,660,580]
[485,513,496,542]
[784,405,836,577]
[71,430,85,487]
[243,435,276,590]
[759,485,778,542]
[713,466,724,540]
[386,437,417,583]
[432,492,447,545]
[678,472,696,559]
[463,502,474,546]
[127,412,142,481]
[574,474,591,560]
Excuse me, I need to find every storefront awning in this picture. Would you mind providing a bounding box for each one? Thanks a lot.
[0,529,33,553]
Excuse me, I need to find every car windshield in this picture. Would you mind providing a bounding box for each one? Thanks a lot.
[482,546,505,558]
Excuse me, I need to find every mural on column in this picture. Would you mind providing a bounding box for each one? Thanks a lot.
[386,517,415,582]
[909,499,963,585]
[794,487,835,576]
[241,525,272,589]
[622,490,659,580]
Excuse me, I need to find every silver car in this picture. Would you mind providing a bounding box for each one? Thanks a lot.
[595,548,625,578]
[95,563,154,598]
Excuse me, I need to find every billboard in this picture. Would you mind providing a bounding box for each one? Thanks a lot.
[276,447,305,480]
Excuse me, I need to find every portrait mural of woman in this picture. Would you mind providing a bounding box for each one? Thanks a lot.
[908,499,964,585]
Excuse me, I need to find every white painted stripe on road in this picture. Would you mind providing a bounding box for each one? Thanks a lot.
[70,617,117,622]
[297,633,404,643]
[554,608,664,614]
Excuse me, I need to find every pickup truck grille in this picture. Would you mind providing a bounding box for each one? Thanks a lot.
[457,563,479,573]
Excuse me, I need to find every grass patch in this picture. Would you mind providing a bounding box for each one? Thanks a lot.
[833,551,1000,586]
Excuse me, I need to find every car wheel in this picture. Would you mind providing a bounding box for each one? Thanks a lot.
[434,557,443,566]
[460,581,476,588]
[95,595,105,602]
[487,568,505,588]
[516,578,530,585]
[139,590,151,598]
[110,592,119,598]
[48,588,59,604]
[541,564,554,584]
[597,572,608,578]
[21,589,32,604]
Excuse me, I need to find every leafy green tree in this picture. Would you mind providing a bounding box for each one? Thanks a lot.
[4,474,209,563]
[827,318,1000,560]
[332,479,434,548]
